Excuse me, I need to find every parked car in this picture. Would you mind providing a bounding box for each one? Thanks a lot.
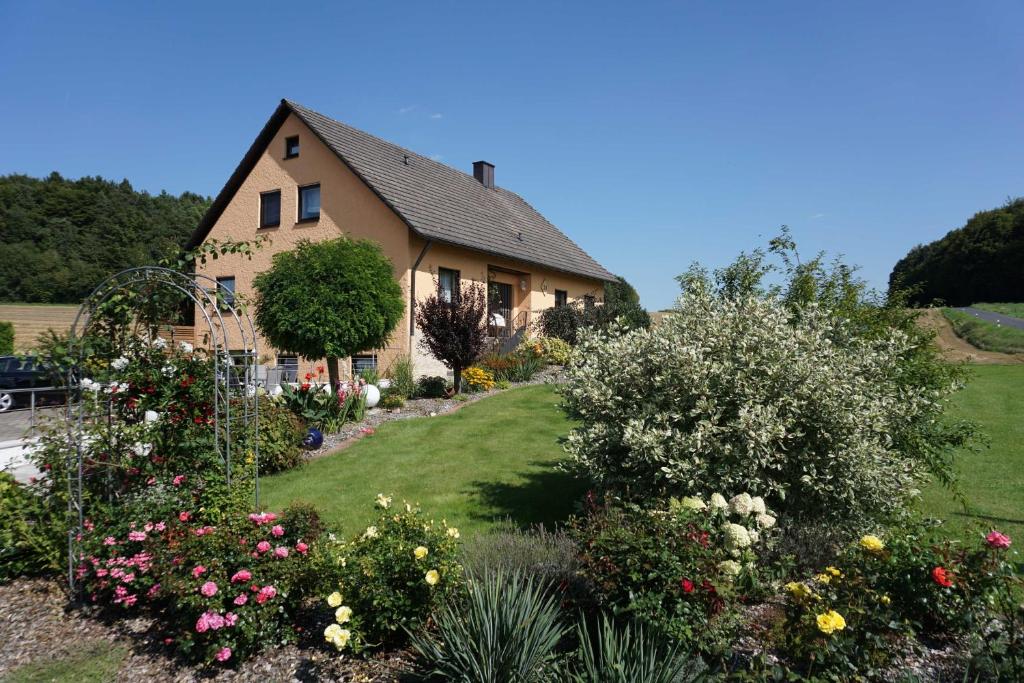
[0,356,65,413]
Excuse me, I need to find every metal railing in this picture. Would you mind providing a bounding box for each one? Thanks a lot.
[0,386,68,440]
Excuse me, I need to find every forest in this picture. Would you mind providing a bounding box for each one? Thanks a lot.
[0,172,210,303]
[889,198,1024,306]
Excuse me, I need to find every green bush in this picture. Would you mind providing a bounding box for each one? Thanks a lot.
[538,304,583,345]
[318,497,462,653]
[0,321,13,355]
[416,375,449,399]
[564,613,705,683]
[519,336,573,365]
[379,390,406,410]
[0,472,65,582]
[408,569,565,682]
[280,500,324,541]
[254,401,306,474]
[384,355,416,399]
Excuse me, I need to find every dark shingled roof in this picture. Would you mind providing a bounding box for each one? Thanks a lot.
[188,99,615,283]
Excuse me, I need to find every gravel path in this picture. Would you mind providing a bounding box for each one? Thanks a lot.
[954,306,1024,330]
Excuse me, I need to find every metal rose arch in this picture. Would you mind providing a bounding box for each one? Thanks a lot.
[64,266,261,588]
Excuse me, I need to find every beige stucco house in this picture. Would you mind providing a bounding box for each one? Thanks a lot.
[187,99,615,381]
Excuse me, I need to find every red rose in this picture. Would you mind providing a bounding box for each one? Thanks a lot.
[931,566,953,587]
[680,578,695,593]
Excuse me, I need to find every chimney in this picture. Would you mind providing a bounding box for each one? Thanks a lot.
[473,160,495,189]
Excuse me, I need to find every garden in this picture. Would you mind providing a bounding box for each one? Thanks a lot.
[1,234,1022,682]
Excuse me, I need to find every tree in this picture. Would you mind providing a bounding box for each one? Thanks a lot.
[415,280,488,392]
[599,275,651,331]
[253,238,404,388]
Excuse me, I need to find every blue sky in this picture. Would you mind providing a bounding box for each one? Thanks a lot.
[2,1,1022,310]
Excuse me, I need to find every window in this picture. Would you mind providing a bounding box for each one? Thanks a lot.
[352,354,377,376]
[554,289,568,307]
[298,183,320,222]
[276,355,298,383]
[284,135,300,159]
[216,276,236,308]
[438,267,460,303]
[260,190,281,228]
[583,294,596,311]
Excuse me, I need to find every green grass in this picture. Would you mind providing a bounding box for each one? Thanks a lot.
[3,642,128,683]
[261,384,587,538]
[974,302,1024,319]
[942,308,1024,354]
[920,364,1024,541]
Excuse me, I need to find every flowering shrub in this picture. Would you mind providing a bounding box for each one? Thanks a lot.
[462,366,495,392]
[318,496,461,653]
[561,290,964,528]
[518,336,573,365]
[77,508,316,664]
[568,498,763,657]
[276,366,367,433]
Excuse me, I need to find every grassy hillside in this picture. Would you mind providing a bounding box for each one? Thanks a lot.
[942,308,1024,354]
[975,302,1024,318]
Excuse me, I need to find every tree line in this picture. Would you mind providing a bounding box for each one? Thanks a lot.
[889,198,1024,306]
[0,172,211,303]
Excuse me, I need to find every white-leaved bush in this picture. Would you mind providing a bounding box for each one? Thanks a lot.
[561,291,957,526]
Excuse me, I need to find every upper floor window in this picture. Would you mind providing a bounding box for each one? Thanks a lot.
[260,190,281,228]
[298,184,320,222]
[216,276,236,308]
[438,267,460,303]
[554,289,568,307]
[285,136,300,159]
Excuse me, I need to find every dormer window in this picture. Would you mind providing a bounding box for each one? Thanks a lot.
[285,135,300,159]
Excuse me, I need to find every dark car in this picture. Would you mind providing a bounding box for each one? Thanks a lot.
[0,356,65,413]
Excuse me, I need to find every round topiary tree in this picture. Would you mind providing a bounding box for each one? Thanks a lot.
[253,238,404,388]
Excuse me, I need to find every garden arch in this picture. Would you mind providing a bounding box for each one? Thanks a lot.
[64,266,261,588]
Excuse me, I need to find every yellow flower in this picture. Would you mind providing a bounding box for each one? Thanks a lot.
[326,591,343,608]
[425,569,440,586]
[324,623,343,646]
[816,610,847,635]
[363,525,379,540]
[785,581,813,600]
[335,605,352,623]
[327,626,351,650]
[447,527,460,539]
[414,546,429,560]
[376,493,392,509]
[815,573,831,585]
[880,594,892,605]
[860,535,885,553]
[826,566,842,578]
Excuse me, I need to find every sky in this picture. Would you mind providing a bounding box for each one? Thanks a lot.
[2,1,1022,310]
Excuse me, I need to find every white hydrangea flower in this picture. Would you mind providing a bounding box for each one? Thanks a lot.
[179,341,193,353]
[748,529,761,545]
[152,337,168,350]
[111,357,129,371]
[722,523,752,550]
[756,513,776,529]
[750,496,767,515]
[678,496,706,511]
[718,559,742,576]
[729,493,754,516]
[709,493,728,510]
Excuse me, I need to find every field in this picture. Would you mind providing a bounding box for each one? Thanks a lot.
[942,307,1024,354]
[919,364,1024,541]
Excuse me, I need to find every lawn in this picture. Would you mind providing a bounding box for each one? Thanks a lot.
[919,364,1024,541]
[4,642,128,683]
[261,384,588,538]
[975,302,1024,318]
[942,308,1024,354]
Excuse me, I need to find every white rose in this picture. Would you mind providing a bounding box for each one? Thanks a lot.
[131,442,153,457]
[144,410,160,423]
[179,341,193,353]
[161,364,175,377]
[111,357,129,371]
[80,378,98,392]
[729,493,754,516]
[709,493,728,510]
[750,496,767,515]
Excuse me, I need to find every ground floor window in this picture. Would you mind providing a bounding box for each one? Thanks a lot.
[554,289,568,307]
[352,354,377,376]
[276,354,298,382]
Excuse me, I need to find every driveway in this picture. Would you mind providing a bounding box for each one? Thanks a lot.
[955,307,1024,330]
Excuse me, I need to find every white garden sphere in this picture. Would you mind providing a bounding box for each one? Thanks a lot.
[270,385,283,397]
[364,384,381,408]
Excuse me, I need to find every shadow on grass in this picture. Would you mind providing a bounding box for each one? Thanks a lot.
[948,510,1024,527]
[466,460,591,529]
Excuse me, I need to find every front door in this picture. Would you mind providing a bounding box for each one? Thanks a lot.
[488,281,513,337]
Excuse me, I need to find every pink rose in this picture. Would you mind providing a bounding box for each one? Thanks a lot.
[103,536,117,546]
[255,585,276,604]
[215,647,232,662]
[256,540,271,553]
[147,583,160,598]
[230,569,251,583]
[273,546,289,559]
[986,530,1012,549]
[172,474,187,487]
[154,522,166,532]
[224,612,238,626]
[200,581,218,597]
[195,613,210,633]
[233,593,248,606]
[295,541,308,555]
[271,524,284,537]
[178,511,191,522]
[128,530,146,542]
[192,565,206,578]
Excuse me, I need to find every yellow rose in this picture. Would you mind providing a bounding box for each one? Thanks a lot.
[447,527,460,539]
[414,546,429,560]
[425,569,440,586]
[329,627,351,650]
[816,610,847,635]
[826,566,842,578]
[785,581,813,600]
[335,605,352,623]
[815,573,831,585]
[326,591,343,608]
[324,623,342,644]
[860,535,885,553]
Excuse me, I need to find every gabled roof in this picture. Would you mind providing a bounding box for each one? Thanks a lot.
[188,99,616,283]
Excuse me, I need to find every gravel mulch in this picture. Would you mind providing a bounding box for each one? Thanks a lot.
[0,577,414,682]
[310,367,566,458]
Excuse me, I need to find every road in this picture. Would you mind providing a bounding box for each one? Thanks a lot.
[955,307,1024,331]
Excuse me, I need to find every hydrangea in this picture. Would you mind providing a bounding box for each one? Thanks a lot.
[179,341,193,353]
[729,493,754,516]
[677,496,706,510]
[750,496,767,515]
[718,560,741,576]
[709,493,728,510]
[756,513,776,529]
[722,523,752,550]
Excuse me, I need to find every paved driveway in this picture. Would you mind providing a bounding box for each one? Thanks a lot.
[955,307,1024,330]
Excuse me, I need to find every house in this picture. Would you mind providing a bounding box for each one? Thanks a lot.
[187,99,615,381]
